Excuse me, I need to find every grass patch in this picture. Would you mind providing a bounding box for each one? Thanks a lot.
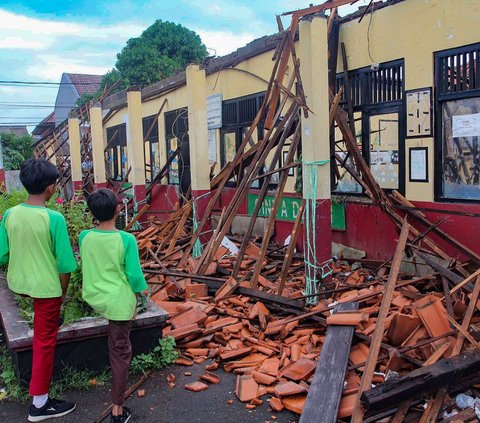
[0,345,110,403]
[1,336,177,402]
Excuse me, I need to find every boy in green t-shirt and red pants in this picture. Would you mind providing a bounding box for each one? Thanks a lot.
[80,188,147,423]
[0,158,77,421]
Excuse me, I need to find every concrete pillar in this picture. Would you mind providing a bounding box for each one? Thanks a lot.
[186,65,211,235]
[299,17,332,282]
[68,113,82,191]
[126,88,146,201]
[90,102,107,188]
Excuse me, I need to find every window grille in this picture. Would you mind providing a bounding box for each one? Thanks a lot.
[222,92,266,127]
[437,43,480,98]
[336,60,404,107]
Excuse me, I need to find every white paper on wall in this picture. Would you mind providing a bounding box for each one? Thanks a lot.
[410,149,427,181]
[452,113,480,138]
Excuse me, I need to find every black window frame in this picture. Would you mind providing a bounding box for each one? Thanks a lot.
[333,59,406,195]
[220,91,268,188]
[164,107,190,192]
[142,115,160,182]
[434,42,480,203]
[106,123,127,181]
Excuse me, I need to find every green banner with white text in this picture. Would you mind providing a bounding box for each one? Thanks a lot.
[247,193,346,230]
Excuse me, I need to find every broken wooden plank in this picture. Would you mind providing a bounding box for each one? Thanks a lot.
[419,386,449,423]
[361,349,480,414]
[413,250,464,286]
[453,275,480,355]
[277,199,305,296]
[351,219,410,423]
[144,269,305,309]
[299,302,358,423]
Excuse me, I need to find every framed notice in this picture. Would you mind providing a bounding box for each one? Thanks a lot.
[409,146,428,182]
[206,94,222,129]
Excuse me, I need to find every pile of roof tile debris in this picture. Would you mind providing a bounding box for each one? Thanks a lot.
[135,205,480,422]
[131,2,480,421]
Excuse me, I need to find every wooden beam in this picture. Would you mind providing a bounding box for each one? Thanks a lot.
[282,0,360,17]
[124,204,150,231]
[249,123,302,288]
[450,268,480,294]
[351,219,410,422]
[419,386,449,423]
[453,275,480,355]
[300,302,358,423]
[391,400,412,423]
[391,190,480,266]
[143,269,305,309]
[413,250,464,287]
[277,200,305,296]
[361,350,480,415]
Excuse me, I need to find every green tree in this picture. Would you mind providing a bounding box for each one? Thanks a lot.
[116,20,208,86]
[77,20,208,107]
[0,133,33,170]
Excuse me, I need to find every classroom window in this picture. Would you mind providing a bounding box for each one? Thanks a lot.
[220,92,270,187]
[142,115,160,182]
[334,59,405,194]
[435,43,480,201]
[164,107,189,190]
[105,124,127,181]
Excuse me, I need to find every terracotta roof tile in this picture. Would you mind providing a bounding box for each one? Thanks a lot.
[66,73,102,96]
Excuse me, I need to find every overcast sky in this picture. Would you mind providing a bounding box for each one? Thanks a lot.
[0,0,370,130]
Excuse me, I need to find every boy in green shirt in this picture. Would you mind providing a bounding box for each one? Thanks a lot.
[0,158,77,421]
[80,188,147,423]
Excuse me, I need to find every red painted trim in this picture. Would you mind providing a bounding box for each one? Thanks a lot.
[0,169,6,191]
[133,184,146,202]
[332,199,480,261]
[72,181,82,191]
[147,185,180,222]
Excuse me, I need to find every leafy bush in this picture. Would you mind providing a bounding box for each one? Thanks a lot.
[130,336,178,375]
[0,133,33,171]
[0,190,28,216]
[0,190,95,324]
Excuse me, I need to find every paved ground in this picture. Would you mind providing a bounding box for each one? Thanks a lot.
[0,362,299,423]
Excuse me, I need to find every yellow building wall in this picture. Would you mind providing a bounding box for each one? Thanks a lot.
[104,85,191,184]
[100,42,301,192]
[205,47,298,192]
[338,0,480,202]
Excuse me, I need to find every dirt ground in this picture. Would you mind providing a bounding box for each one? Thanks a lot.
[0,362,299,423]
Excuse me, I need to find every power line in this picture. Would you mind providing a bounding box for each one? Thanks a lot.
[0,104,77,110]
[0,102,71,106]
[0,80,103,86]
[0,122,42,125]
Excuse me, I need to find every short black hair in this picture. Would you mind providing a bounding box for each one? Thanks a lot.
[19,158,60,195]
[87,188,118,222]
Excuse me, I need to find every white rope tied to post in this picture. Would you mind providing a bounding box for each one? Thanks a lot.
[302,159,332,305]
[192,191,212,258]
